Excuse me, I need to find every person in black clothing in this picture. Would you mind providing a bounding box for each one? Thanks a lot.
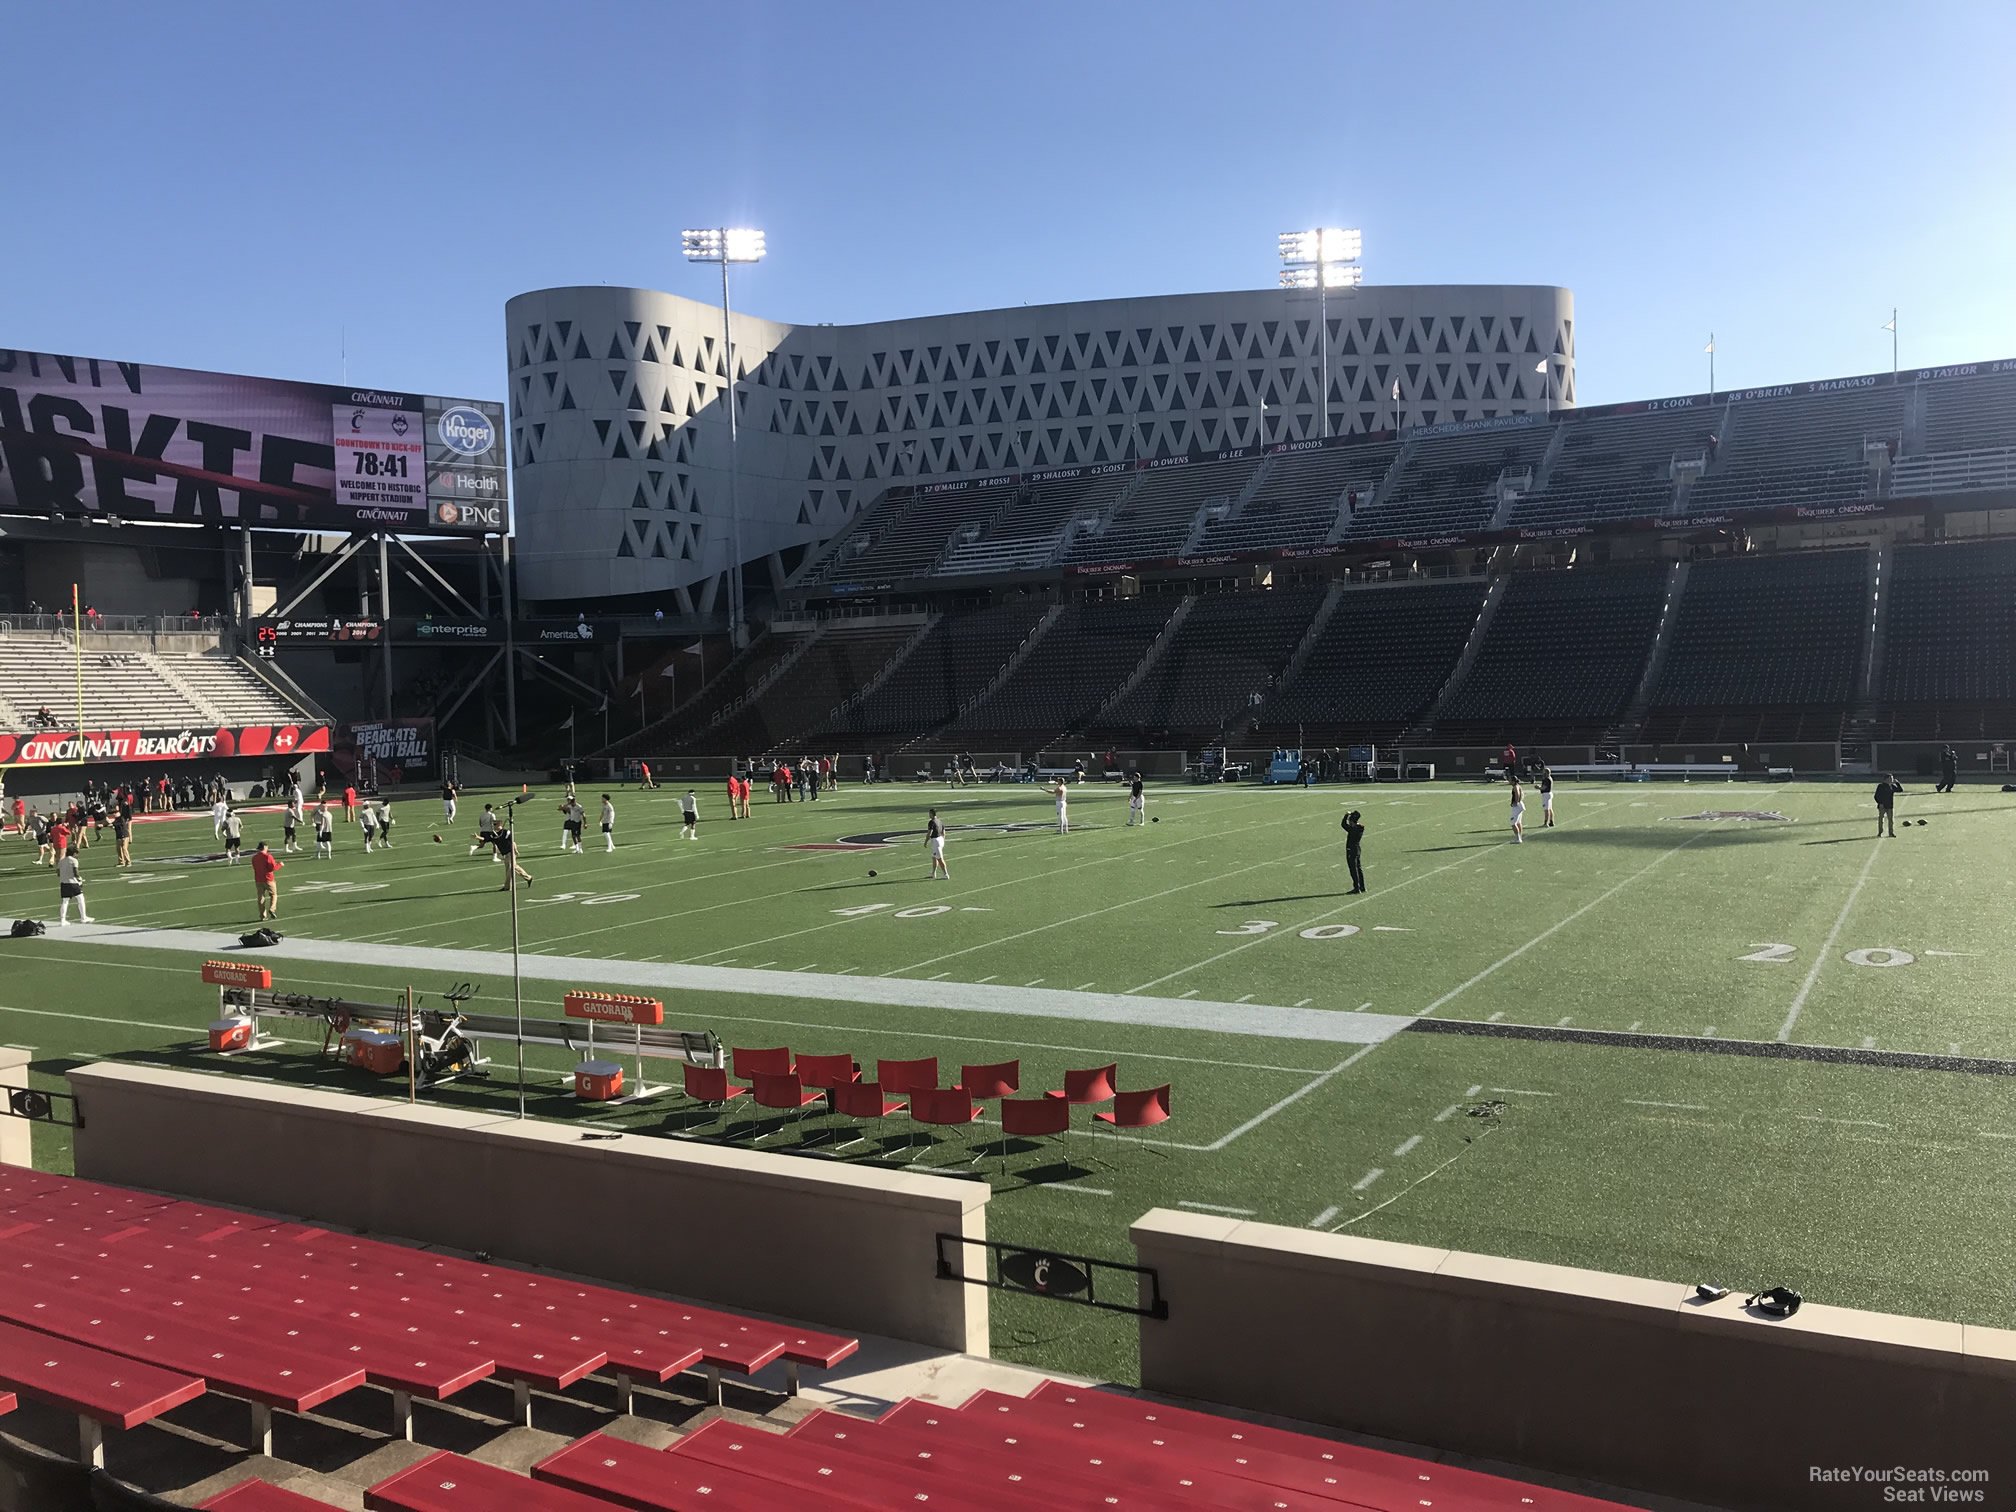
[1341,810,1366,893]
[1937,745,1958,794]
[1538,766,1555,828]
[1874,773,1904,838]
[495,823,532,890]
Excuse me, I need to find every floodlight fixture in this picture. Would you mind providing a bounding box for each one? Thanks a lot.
[682,227,768,264]
[1275,227,1363,438]
[679,225,769,646]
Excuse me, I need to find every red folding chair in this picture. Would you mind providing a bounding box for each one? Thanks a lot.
[876,1057,937,1097]
[1094,1083,1172,1163]
[681,1064,747,1129]
[795,1052,859,1105]
[906,1087,982,1163]
[830,1080,904,1152]
[731,1045,793,1083]
[996,1094,1075,1176]
[1046,1063,1118,1106]
[750,1072,823,1142]
[953,1059,1020,1101]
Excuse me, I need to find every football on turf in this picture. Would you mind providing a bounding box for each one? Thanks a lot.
[1151,816,1159,822]
[867,869,878,878]
[432,834,443,843]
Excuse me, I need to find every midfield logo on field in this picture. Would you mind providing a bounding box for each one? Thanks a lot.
[1667,810,1791,822]
[781,820,1059,852]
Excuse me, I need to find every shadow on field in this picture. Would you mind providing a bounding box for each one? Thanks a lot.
[1515,825,1792,848]
[1211,894,1354,908]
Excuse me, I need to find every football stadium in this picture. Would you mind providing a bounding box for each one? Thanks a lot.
[4,12,2014,1511]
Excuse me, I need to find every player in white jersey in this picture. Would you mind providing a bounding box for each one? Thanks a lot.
[211,795,230,839]
[471,803,499,859]
[600,795,616,852]
[925,808,950,879]
[56,850,91,925]
[1052,779,1070,834]
[681,792,699,840]
[222,807,244,862]
[314,801,334,858]
[1126,772,1145,826]
[441,779,458,824]
[1509,776,1526,844]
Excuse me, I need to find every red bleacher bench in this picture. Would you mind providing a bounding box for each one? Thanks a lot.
[367,1449,623,1511]
[536,1430,857,1512]
[200,1479,341,1511]
[0,1390,14,1416]
[789,1407,1219,1510]
[0,1314,205,1466]
[669,1416,1044,1512]
[1028,1381,1633,1509]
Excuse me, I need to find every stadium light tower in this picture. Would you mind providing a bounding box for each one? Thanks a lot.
[1278,229,1363,439]
[682,226,766,647]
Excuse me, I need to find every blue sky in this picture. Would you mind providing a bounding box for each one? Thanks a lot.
[8,2,2012,407]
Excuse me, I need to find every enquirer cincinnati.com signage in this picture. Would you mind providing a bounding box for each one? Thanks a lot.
[0,348,508,535]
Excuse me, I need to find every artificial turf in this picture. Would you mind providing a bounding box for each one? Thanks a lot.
[0,773,2010,1382]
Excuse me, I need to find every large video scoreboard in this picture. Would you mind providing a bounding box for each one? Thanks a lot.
[0,348,507,534]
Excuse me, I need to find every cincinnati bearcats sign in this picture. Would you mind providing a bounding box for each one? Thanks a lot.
[0,722,330,767]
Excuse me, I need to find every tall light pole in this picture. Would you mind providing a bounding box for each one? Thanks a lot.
[682,227,766,648]
[1278,229,1362,439]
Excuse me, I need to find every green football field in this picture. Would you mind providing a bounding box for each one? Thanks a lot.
[2,774,2012,1382]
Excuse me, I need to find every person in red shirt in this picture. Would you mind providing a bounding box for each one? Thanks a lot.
[725,771,740,819]
[342,785,358,824]
[8,796,22,835]
[250,841,283,920]
[49,818,71,863]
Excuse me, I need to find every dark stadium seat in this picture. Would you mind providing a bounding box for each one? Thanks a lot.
[693,624,922,754]
[1645,549,1869,742]
[950,597,1177,747]
[1343,422,1551,540]
[1432,564,1667,743]
[1258,579,1488,743]
[1687,386,1898,516]
[828,600,1050,746]
[1062,456,1262,564]
[1091,585,1326,744]
[1505,408,1709,528]
[1875,539,2016,736]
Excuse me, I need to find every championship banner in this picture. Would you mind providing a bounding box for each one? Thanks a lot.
[0,722,329,768]
[335,718,436,783]
[0,348,507,534]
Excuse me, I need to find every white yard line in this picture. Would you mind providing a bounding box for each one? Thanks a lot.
[1038,1184,1113,1197]
[1777,841,1882,1043]
[1492,1086,1556,1097]
[1417,827,1715,1017]
[1625,1100,1711,1111]
[1177,1201,1257,1216]
[1193,1045,1382,1151]
[45,924,1414,1048]
[1392,1134,1422,1157]
[1308,1205,1341,1228]
[1352,1168,1385,1191]
[1432,1104,1461,1122]
[1798,1114,1890,1129]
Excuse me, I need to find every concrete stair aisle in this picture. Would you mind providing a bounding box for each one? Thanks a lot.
[1244,581,1345,735]
[822,614,939,732]
[1842,542,1890,770]
[1613,558,1690,739]
[1080,596,1196,731]
[140,653,225,723]
[1401,575,1508,743]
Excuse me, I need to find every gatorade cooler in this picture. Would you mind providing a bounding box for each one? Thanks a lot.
[341,1027,404,1075]
[574,1059,624,1101]
[209,1017,254,1053]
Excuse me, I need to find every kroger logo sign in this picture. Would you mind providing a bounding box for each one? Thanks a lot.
[436,406,496,456]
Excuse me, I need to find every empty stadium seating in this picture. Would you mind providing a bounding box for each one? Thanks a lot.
[950,597,1176,746]
[1089,585,1327,743]
[1257,579,1488,743]
[1062,457,1259,563]
[1433,564,1668,742]
[1644,549,1870,742]
[1506,408,1712,527]
[812,483,1016,583]
[0,638,311,730]
[690,623,923,754]
[1194,442,1398,553]
[1343,421,1551,539]
[938,474,1135,576]
[824,600,1051,745]
[615,630,807,756]
[1688,386,1899,515]
[1892,369,2016,499]
[1875,538,2016,738]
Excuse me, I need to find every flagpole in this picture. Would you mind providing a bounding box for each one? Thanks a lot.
[1707,334,1715,400]
[1891,308,1897,377]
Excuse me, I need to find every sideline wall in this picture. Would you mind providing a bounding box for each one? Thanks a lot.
[67,1063,988,1354]
[1133,1210,2016,1512]
[0,1048,29,1169]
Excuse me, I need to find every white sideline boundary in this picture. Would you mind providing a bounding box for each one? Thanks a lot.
[39,923,1416,1048]
[1777,841,1882,1043]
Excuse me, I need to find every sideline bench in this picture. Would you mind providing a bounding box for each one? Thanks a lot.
[0,1316,204,1468]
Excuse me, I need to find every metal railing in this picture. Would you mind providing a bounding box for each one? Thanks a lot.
[0,613,230,636]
